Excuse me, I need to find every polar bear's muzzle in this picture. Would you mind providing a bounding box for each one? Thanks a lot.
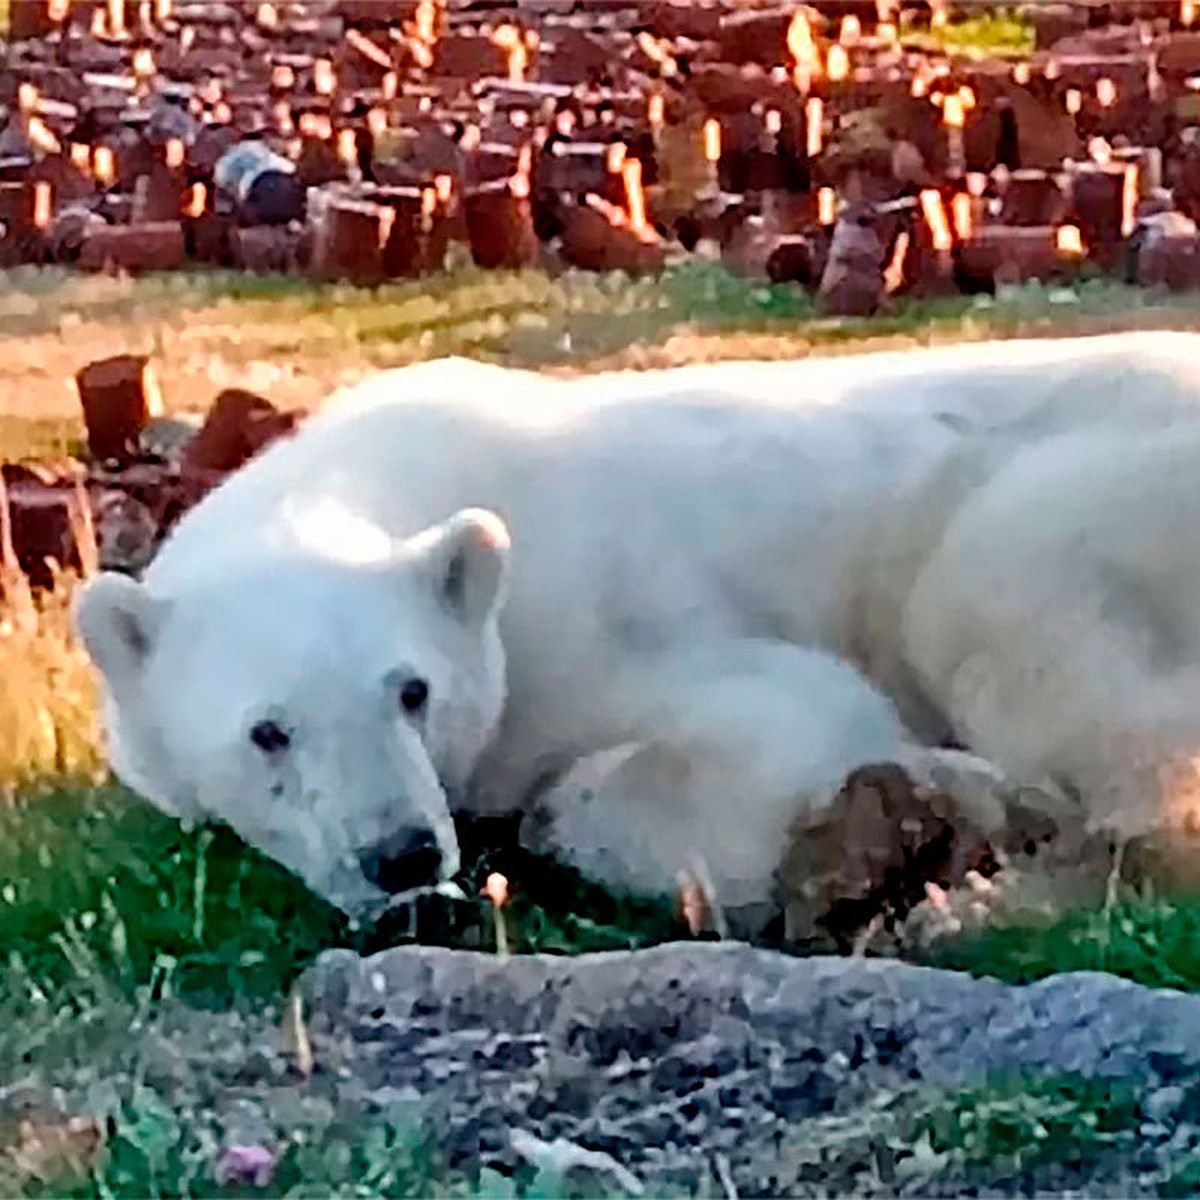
[357,825,446,894]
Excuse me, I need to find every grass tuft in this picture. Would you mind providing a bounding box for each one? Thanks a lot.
[902,7,1036,59]
[0,571,104,797]
[780,1069,1142,1194]
[927,889,1200,992]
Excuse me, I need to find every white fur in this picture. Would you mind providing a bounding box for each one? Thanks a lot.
[73,330,1200,915]
[523,638,914,914]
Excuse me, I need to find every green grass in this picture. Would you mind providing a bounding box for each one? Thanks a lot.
[902,6,1036,60]
[906,1072,1140,1178]
[927,890,1200,992]
[11,1048,592,1200]
[10,778,1200,1025]
[23,1063,1145,1199]
[0,785,682,1197]
[0,787,682,1018]
[0,786,344,1009]
[780,1070,1143,1194]
[19,1084,571,1200]
[0,774,1163,1198]
[1,782,1197,1195]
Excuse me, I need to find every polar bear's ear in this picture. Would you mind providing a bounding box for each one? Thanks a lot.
[417,507,511,628]
[73,572,169,694]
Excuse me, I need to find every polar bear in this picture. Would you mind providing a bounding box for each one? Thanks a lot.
[72,330,1200,922]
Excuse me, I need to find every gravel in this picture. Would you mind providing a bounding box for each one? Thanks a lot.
[293,943,1200,1195]
[12,943,1200,1196]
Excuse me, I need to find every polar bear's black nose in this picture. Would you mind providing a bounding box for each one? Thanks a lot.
[358,827,443,894]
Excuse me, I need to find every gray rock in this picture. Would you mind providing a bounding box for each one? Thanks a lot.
[18,944,1200,1198]
[1145,1085,1187,1124]
[304,943,1200,1088]
[295,943,1200,1195]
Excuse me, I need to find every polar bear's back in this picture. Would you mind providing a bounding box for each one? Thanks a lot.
[314,328,1200,429]
[147,329,1200,590]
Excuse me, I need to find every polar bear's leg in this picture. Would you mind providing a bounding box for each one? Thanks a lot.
[905,537,1200,843]
[521,638,914,921]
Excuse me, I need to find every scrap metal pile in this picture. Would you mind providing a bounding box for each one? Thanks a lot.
[2,0,1200,312]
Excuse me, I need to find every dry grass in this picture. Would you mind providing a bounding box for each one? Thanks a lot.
[5,264,1200,441]
[0,577,104,796]
[0,264,685,424]
[0,477,103,797]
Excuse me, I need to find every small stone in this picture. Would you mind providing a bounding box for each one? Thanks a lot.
[1145,1086,1187,1125]
[93,491,157,574]
[215,1143,276,1188]
[770,1067,838,1119]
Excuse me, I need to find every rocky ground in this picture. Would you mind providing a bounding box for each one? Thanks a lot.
[10,941,1200,1197]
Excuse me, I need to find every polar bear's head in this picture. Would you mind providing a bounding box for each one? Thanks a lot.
[74,506,511,919]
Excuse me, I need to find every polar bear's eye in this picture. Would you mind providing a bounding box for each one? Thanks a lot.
[399,678,429,715]
[249,720,291,754]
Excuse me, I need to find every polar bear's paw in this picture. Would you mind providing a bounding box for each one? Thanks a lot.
[779,753,1089,950]
[846,868,1007,955]
[885,826,1125,954]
